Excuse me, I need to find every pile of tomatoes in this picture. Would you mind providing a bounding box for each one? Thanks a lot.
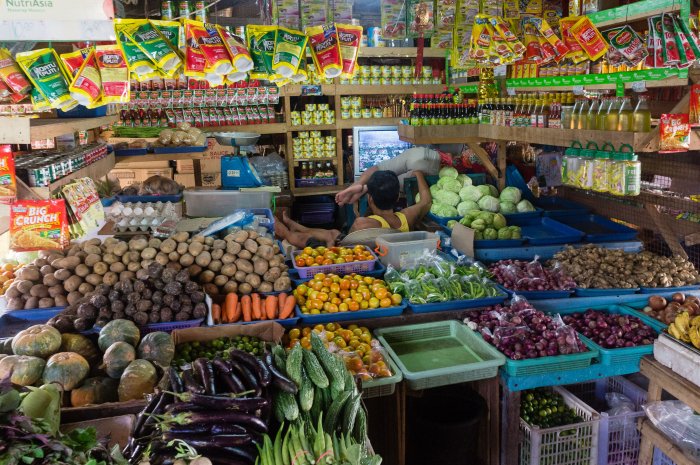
[286,323,393,380]
[294,245,375,268]
[0,262,20,297]
[293,273,402,315]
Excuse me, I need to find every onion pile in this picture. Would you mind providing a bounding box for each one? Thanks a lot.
[489,259,577,292]
[643,293,700,324]
[465,299,587,360]
[562,309,656,349]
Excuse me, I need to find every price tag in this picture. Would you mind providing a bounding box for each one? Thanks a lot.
[616,82,625,97]
[506,87,516,96]
[494,65,507,77]
[572,85,584,95]
[631,81,647,92]
[301,85,322,96]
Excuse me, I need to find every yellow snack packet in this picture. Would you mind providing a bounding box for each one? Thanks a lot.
[114,19,181,75]
[16,48,77,110]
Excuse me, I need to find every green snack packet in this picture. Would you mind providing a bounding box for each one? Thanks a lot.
[16,48,77,110]
[115,18,181,75]
[247,25,277,79]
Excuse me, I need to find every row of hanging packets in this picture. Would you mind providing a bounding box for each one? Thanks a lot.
[469,14,526,65]
[452,0,479,68]
[433,0,456,48]
[647,13,700,69]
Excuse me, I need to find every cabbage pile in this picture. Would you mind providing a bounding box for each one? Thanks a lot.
[425,166,476,218]
[447,211,522,240]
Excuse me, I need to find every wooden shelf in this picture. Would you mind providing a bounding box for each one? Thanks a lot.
[292,184,347,196]
[591,0,683,28]
[398,123,479,144]
[357,47,448,58]
[289,124,337,131]
[507,76,688,92]
[639,420,696,465]
[202,122,287,134]
[335,84,446,95]
[115,152,205,164]
[30,152,115,199]
[559,186,700,214]
[0,115,119,144]
[292,157,336,162]
[283,84,337,96]
[336,117,403,129]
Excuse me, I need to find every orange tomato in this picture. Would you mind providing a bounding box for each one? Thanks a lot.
[374,288,388,300]
[349,280,359,290]
[315,256,325,265]
[330,283,340,294]
[312,281,323,291]
[317,292,329,302]
[305,257,315,267]
[289,328,301,339]
[295,258,306,267]
[322,278,332,288]
[339,289,350,300]
[339,279,351,290]
[380,297,392,308]
[302,327,312,336]
[322,259,333,265]
[327,303,339,313]
[369,297,380,308]
[391,293,403,305]
[360,300,369,310]
[349,301,360,311]
[339,302,349,312]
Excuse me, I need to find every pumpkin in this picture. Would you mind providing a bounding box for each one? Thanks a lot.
[70,377,119,407]
[103,342,136,379]
[137,332,175,367]
[98,320,140,352]
[12,325,62,359]
[0,355,46,386]
[0,338,13,355]
[60,334,100,365]
[42,352,89,390]
[118,359,157,402]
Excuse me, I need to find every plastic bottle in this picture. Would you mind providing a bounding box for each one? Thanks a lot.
[561,143,582,186]
[605,97,621,131]
[561,93,575,129]
[632,96,651,132]
[586,98,599,130]
[591,149,611,193]
[580,144,598,190]
[577,98,590,130]
[617,97,634,132]
[597,97,611,131]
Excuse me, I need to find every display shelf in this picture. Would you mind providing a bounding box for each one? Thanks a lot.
[357,47,448,58]
[559,187,700,216]
[336,117,403,129]
[0,115,119,144]
[288,124,337,131]
[202,122,288,134]
[638,420,696,465]
[292,157,336,162]
[506,68,688,91]
[398,123,480,144]
[283,84,337,96]
[291,184,347,196]
[589,0,685,28]
[335,84,446,95]
[115,152,205,163]
[30,152,115,199]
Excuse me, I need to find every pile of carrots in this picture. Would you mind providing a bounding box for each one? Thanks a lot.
[211,292,297,324]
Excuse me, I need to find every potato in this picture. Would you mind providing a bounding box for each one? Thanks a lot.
[30,284,49,298]
[110,262,126,273]
[38,298,55,309]
[259,282,273,293]
[210,249,224,261]
[244,239,258,254]
[213,275,228,287]
[273,277,291,292]
[84,238,102,247]
[6,298,23,310]
[43,274,59,287]
[141,247,157,260]
[129,238,148,252]
[54,295,68,307]
[256,237,274,247]
[40,264,56,276]
[85,274,103,286]
[199,270,215,283]
[126,251,141,264]
[120,271,136,281]
[269,256,283,268]
[67,291,82,305]
[223,280,238,294]
[155,252,170,266]
[103,271,119,286]
[83,245,102,255]
[16,267,41,282]
[235,259,253,274]
[5,284,21,299]
[195,251,212,268]
[16,280,33,294]
[75,251,88,261]
[187,265,203,277]
[103,237,119,247]
[180,253,195,267]
[176,242,189,255]
[253,258,269,276]
[24,297,39,309]
[93,262,109,275]
[212,239,226,250]
[233,230,249,243]
[127,262,141,272]
[160,238,177,254]
[256,245,275,261]
[102,253,118,265]
[54,269,72,281]
[226,242,242,255]
[71,264,88,278]
[238,283,253,295]
[234,271,247,283]
[113,242,128,257]
[172,231,190,243]
[203,283,219,296]
[141,260,153,269]
[191,235,205,244]
[221,253,236,265]
[33,258,49,268]
[52,256,81,270]
[204,236,214,246]
[48,285,64,298]
[168,251,180,262]
[263,267,281,282]
[78,283,94,295]
[245,274,261,289]
[63,276,83,293]
[221,264,237,277]
[188,242,204,256]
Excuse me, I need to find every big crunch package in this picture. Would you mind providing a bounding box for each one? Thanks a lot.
[0,148,16,204]
[336,24,362,77]
[0,49,31,95]
[95,45,130,104]
[69,47,102,108]
[247,25,278,79]
[306,24,341,78]
[659,114,690,153]
[16,48,77,110]
[10,199,70,252]
[114,19,181,76]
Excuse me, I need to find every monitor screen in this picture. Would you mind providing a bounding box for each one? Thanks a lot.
[353,126,412,177]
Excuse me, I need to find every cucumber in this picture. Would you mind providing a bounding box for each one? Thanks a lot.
[342,392,362,435]
[303,349,329,388]
[323,390,352,433]
[286,343,304,387]
[311,332,345,390]
[276,390,300,421]
[272,344,288,371]
[352,406,367,444]
[299,372,315,412]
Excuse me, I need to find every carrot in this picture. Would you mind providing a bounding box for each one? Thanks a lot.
[241,295,252,322]
[225,293,238,323]
[251,293,262,320]
[278,293,287,313]
[265,295,278,320]
[279,295,296,319]
[211,303,222,325]
[232,301,241,322]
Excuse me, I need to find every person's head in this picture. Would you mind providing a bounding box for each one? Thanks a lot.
[366,170,400,212]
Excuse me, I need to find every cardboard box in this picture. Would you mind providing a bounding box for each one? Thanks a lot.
[176,160,195,173]
[204,138,234,160]
[199,158,221,187]
[175,173,196,188]
[114,160,170,169]
[109,167,173,186]
[171,321,284,345]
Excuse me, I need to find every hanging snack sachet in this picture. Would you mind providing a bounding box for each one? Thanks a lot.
[217,25,254,75]
[16,48,77,110]
[247,25,278,79]
[95,44,130,104]
[0,49,32,95]
[69,47,102,107]
[114,19,181,76]
[306,24,342,78]
[336,23,363,78]
[10,199,70,252]
[570,16,608,60]
[659,114,691,153]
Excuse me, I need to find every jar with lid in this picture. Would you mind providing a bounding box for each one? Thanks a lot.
[580,143,599,190]
[607,145,641,196]
[591,147,613,193]
[561,142,583,186]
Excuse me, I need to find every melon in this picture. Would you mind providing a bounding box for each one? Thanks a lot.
[60,334,100,365]
[12,325,62,359]
[0,355,46,386]
[70,377,119,407]
[118,359,157,402]
[42,352,89,390]
[98,320,140,352]
[137,332,175,367]
[103,342,136,379]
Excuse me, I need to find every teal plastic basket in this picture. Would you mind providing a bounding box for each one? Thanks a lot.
[375,321,505,390]
[500,336,599,377]
[360,352,403,399]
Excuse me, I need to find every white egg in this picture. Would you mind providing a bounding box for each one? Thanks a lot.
[111,206,123,216]
[133,207,144,216]
[151,218,160,227]
[144,206,155,216]
[123,207,133,216]
[118,218,128,227]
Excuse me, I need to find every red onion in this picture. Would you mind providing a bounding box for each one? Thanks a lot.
[489,259,577,292]
[561,309,656,349]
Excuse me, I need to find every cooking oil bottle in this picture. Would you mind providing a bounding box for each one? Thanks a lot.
[632,96,651,132]
[586,98,599,130]
[605,97,621,131]
[577,98,589,130]
[617,97,634,132]
[597,97,611,131]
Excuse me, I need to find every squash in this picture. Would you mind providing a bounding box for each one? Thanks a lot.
[0,355,46,386]
[12,325,62,359]
[118,359,157,402]
[137,332,175,367]
[0,338,13,355]
[70,377,118,407]
[60,334,100,365]
[98,320,140,352]
[103,342,136,379]
[42,352,89,390]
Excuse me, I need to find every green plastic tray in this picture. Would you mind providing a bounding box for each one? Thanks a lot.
[500,336,599,377]
[375,321,505,390]
[360,352,403,399]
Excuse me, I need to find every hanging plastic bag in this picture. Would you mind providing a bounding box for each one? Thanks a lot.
[643,401,700,459]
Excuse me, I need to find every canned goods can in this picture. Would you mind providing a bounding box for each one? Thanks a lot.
[326,136,337,143]
[352,108,362,118]
[370,65,381,77]
[422,65,432,78]
[392,77,401,85]
[298,131,309,139]
[421,77,431,84]
[402,77,411,85]
[382,65,392,77]
[360,77,370,85]
[341,109,351,119]
[372,108,383,118]
[362,108,372,118]
[359,65,369,77]
[341,97,351,109]
[402,66,412,77]
[318,103,329,111]
[351,96,362,108]
[306,103,317,112]
[391,65,401,77]
[340,77,350,84]
[311,130,321,138]
[325,110,335,120]
[371,77,381,85]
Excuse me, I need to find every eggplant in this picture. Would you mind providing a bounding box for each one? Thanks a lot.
[182,393,268,411]
[209,424,249,435]
[229,349,265,382]
[229,360,261,396]
[165,423,212,434]
[179,410,268,432]
[264,353,298,394]
[212,357,231,374]
[220,370,246,394]
[131,391,163,439]
[194,358,217,395]
[182,369,205,394]
[163,433,253,447]
[167,367,184,394]
[165,402,209,414]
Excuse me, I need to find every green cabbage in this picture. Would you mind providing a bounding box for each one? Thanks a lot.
[459,185,483,202]
[474,230,484,240]
[493,213,507,230]
[478,195,500,212]
[500,201,517,214]
[478,211,494,225]
[430,184,441,197]
[487,184,499,197]
[499,186,522,204]
[437,177,462,193]
[435,189,460,206]
[457,174,472,186]
[510,226,522,239]
[466,210,482,220]
[430,202,458,217]
[457,200,479,216]
[516,199,536,212]
[484,228,498,240]
[439,166,459,179]
[447,220,458,230]
[498,228,512,239]
[470,219,486,231]
[459,217,472,227]
[476,185,491,197]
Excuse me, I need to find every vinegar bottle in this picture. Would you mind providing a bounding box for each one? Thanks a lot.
[577,98,590,130]
[597,97,611,131]
[570,98,581,130]
[586,98,599,130]
[632,96,651,132]
[617,97,634,132]
[605,97,621,131]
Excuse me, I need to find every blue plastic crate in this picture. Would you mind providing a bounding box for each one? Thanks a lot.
[3,307,64,321]
[152,145,207,154]
[536,197,590,217]
[116,193,183,203]
[94,318,203,334]
[502,208,544,220]
[407,292,507,313]
[114,147,149,156]
[549,214,638,242]
[295,300,407,324]
[499,286,574,300]
[575,287,640,297]
[639,284,700,294]
[427,212,460,226]
[441,224,525,248]
[101,196,116,207]
[508,217,584,245]
[619,304,668,332]
[289,260,386,286]
[226,317,300,328]
[57,105,108,117]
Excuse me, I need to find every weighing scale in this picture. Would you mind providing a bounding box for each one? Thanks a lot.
[210,132,264,189]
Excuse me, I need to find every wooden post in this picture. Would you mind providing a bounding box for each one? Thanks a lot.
[644,203,689,258]
[466,141,499,182]
[497,141,507,190]
[500,380,521,465]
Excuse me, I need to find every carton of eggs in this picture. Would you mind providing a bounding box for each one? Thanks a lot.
[108,201,180,233]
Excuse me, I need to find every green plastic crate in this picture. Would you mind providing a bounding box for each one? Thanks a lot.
[375,321,505,390]
[501,336,600,377]
[404,173,487,206]
[360,352,403,399]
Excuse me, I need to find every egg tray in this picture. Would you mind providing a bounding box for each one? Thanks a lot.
[108,201,180,233]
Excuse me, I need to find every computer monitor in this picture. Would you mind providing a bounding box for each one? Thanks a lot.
[352,126,413,180]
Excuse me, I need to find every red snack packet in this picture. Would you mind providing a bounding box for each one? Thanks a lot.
[10,199,70,252]
[95,45,130,104]
[645,18,658,68]
[560,16,587,63]
[604,27,628,66]
[659,114,690,153]
[690,85,700,127]
[184,20,208,77]
[570,16,608,61]
[608,26,648,66]
[671,14,696,66]
[0,147,16,204]
[659,14,680,65]
[0,48,32,95]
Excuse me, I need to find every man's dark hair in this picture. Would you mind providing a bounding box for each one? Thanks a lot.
[367,170,400,210]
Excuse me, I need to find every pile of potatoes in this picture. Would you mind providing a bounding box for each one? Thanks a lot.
[5,236,168,311]
[157,230,291,296]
